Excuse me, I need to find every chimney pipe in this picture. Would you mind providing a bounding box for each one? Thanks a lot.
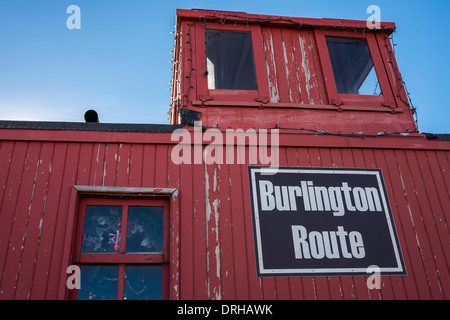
[84,110,99,123]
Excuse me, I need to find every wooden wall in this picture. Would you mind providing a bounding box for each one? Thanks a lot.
[0,128,448,300]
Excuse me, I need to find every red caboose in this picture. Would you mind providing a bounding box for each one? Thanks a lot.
[0,9,449,300]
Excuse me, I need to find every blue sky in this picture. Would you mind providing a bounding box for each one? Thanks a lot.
[0,0,448,133]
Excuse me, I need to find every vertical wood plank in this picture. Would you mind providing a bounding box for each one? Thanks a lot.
[270,26,290,103]
[192,160,208,300]
[0,142,40,299]
[281,28,301,104]
[46,143,81,299]
[373,148,423,299]
[216,163,236,299]
[411,150,450,299]
[115,143,131,187]
[31,143,68,299]
[229,163,251,299]
[15,142,55,299]
[128,144,144,188]
[262,26,280,103]
[394,149,443,299]
[167,144,181,300]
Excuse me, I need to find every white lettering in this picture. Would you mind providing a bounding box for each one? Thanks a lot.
[257,180,382,216]
[309,231,325,259]
[66,265,81,290]
[366,265,381,289]
[292,225,311,259]
[222,304,273,315]
[274,185,290,211]
[259,180,275,211]
[365,187,382,211]
[367,5,381,30]
[341,182,356,211]
[349,231,366,258]
[170,128,191,164]
[353,187,368,211]
[66,5,81,30]
[328,186,344,216]
[292,225,365,259]
[203,128,223,165]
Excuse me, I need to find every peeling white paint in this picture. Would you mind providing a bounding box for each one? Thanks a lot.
[264,33,279,103]
[102,145,108,186]
[292,44,303,101]
[38,217,44,235]
[299,34,312,103]
[204,155,222,299]
[96,144,101,163]
[282,41,293,102]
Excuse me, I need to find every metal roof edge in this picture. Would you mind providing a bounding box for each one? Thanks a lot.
[424,133,450,141]
[0,120,182,133]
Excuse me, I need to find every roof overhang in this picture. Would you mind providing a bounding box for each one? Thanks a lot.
[176,8,396,34]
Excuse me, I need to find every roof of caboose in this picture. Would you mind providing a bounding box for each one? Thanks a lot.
[176,8,396,34]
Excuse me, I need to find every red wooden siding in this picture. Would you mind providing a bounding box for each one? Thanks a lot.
[0,129,448,300]
[261,25,327,105]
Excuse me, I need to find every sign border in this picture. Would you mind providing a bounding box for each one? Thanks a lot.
[248,166,407,277]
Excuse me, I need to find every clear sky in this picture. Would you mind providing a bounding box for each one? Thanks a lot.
[0,0,448,133]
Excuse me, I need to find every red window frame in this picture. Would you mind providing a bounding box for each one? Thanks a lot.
[314,29,396,110]
[70,197,170,300]
[195,22,270,104]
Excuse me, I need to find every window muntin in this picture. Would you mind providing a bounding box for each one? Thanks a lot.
[205,29,258,90]
[73,198,168,300]
[326,37,380,95]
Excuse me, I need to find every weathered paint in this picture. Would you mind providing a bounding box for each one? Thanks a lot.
[0,128,448,300]
[0,8,448,301]
[172,9,415,134]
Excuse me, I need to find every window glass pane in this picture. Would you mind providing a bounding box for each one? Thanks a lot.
[205,30,258,90]
[124,265,163,300]
[81,206,122,253]
[326,37,381,95]
[77,265,118,300]
[126,206,164,253]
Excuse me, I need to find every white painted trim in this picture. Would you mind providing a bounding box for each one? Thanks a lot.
[73,186,178,196]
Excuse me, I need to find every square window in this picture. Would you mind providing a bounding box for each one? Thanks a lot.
[315,29,396,109]
[205,29,258,90]
[124,265,163,300]
[81,206,122,253]
[326,37,380,95]
[126,206,164,253]
[78,265,119,300]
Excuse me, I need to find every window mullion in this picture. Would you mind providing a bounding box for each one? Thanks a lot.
[117,264,125,300]
[120,204,129,254]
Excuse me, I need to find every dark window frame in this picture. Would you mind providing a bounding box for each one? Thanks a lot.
[314,29,396,109]
[205,29,258,91]
[195,22,270,104]
[70,197,170,300]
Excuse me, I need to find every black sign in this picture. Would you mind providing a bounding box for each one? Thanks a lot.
[248,167,406,277]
